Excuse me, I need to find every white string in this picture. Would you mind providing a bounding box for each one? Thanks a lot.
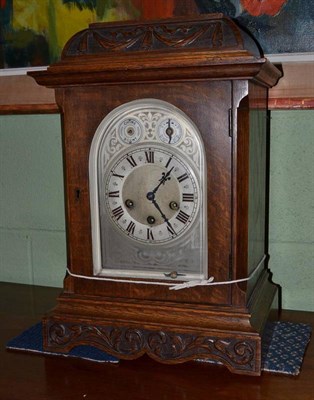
[169,255,266,290]
[66,268,175,287]
[65,255,266,291]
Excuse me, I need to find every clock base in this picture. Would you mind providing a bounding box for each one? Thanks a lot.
[44,319,261,375]
[42,274,278,376]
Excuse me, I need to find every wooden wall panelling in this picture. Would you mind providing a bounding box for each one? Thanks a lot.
[0,74,58,114]
[268,62,314,109]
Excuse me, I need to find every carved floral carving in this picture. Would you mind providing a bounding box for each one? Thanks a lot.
[62,18,241,57]
[46,321,257,372]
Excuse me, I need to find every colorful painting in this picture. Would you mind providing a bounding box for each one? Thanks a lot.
[0,0,313,69]
[0,0,144,68]
[195,0,314,54]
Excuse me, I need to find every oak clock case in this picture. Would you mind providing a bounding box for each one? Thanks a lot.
[28,14,282,375]
[89,99,207,281]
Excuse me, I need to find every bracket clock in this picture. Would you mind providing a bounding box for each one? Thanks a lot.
[29,14,282,375]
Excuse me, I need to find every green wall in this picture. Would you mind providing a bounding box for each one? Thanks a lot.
[0,114,66,287]
[0,111,313,311]
[268,111,314,311]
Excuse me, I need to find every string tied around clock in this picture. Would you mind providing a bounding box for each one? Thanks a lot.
[169,255,266,290]
[65,255,266,291]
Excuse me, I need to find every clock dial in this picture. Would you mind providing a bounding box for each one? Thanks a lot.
[105,146,199,244]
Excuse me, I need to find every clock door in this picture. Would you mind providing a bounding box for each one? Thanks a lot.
[89,99,207,282]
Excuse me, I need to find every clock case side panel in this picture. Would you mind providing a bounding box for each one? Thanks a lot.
[231,80,278,330]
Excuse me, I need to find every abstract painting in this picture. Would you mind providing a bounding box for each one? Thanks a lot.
[195,0,314,54]
[1,0,313,69]
[0,0,142,68]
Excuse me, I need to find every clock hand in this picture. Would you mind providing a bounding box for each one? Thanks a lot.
[148,166,174,198]
[149,198,177,236]
[166,119,174,143]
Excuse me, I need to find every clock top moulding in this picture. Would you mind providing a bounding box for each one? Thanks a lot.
[30,14,280,86]
[29,14,282,376]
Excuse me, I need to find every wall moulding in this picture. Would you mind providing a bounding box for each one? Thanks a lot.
[0,56,313,113]
[0,72,58,115]
[267,55,314,110]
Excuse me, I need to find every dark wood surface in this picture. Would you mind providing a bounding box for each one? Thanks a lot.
[0,282,313,400]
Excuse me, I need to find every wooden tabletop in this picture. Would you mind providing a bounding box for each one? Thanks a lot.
[0,282,313,400]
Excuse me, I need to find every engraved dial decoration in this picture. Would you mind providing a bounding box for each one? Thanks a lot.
[105,147,199,244]
[89,98,207,280]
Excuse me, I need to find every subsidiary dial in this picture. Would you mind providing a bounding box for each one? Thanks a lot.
[157,117,183,144]
[118,118,143,144]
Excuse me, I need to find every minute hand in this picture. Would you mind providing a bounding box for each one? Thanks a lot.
[151,199,177,235]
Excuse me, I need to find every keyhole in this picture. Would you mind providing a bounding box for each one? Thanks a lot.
[75,189,81,201]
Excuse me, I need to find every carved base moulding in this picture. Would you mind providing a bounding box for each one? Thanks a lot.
[42,272,277,376]
[43,318,261,375]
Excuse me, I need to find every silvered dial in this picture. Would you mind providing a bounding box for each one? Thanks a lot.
[105,146,199,244]
[90,98,207,280]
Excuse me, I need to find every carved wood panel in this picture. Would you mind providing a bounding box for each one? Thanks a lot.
[62,16,242,57]
[45,320,260,375]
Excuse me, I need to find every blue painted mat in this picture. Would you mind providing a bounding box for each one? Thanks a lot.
[6,321,311,375]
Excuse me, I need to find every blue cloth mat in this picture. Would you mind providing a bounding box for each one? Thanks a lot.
[6,323,118,364]
[261,321,311,375]
[6,321,311,375]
